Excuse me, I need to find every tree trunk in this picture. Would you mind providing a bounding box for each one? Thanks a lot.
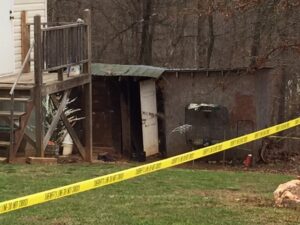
[139,0,153,65]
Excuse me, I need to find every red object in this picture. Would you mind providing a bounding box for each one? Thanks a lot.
[48,141,56,146]
[243,154,252,167]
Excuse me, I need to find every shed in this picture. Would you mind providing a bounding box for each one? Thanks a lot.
[92,64,282,163]
[92,63,165,160]
[157,67,282,162]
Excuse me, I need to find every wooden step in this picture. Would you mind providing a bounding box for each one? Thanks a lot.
[26,157,58,165]
[0,157,7,163]
[0,97,31,102]
[0,141,10,147]
[0,111,26,117]
[0,83,34,90]
[0,126,18,132]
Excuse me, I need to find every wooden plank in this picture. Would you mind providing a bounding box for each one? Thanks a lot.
[53,28,57,66]
[43,26,47,71]
[83,9,91,75]
[0,141,10,147]
[57,69,63,81]
[13,102,34,156]
[0,72,34,84]
[44,60,88,72]
[83,9,93,162]
[34,15,44,157]
[0,157,7,163]
[83,82,92,162]
[41,74,90,96]
[0,126,16,132]
[59,30,64,69]
[0,111,26,117]
[0,71,83,85]
[21,11,30,73]
[26,157,57,165]
[0,97,30,102]
[43,90,70,148]
[63,27,67,66]
[42,23,86,31]
[0,84,34,90]
[120,80,132,157]
[24,133,37,150]
[50,95,86,159]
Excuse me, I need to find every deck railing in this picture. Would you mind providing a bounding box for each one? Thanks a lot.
[24,19,89,74]
[8,10,92,161]
[41,23,88,71]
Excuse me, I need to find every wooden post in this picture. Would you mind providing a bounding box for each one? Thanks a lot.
[82,9,93,161]
[58,68,63,81]
[21,11,30,73]
[120,80,132,157]
[34,15,44,157]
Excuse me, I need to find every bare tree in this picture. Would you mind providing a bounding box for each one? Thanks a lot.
[139,0,154,65]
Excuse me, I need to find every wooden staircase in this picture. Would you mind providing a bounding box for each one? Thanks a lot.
[0,87,33,162]
[0,9,93,163]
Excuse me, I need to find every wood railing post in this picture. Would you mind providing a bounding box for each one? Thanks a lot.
[21,11,30,73]
[83,9,93,162]
[34,15,44,157]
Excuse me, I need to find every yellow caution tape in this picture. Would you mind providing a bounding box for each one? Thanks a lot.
[0,117,299,214]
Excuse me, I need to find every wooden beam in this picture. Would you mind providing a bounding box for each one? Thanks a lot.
[21,11,30,73]
[26,157,57,165]
[50,95,86,159]
[58,68,63,81]
[34,15,44,157]
[43,90,70,149]
[13,101,34,156]
[83,83,92,162]
[41,74,90,96]
[24,133,37,150]
[83,9,93,162]
[83,9,92,75]
[120,80,132,157]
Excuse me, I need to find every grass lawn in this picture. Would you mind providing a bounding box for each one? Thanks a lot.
[0,163,299,225]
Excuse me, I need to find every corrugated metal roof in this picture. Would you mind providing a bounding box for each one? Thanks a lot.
[92,63,273,79]
[92,63,166,79]
[165,67,273,73]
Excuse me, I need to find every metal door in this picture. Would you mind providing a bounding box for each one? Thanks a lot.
[140,79,159,156]
[0,0,15,76]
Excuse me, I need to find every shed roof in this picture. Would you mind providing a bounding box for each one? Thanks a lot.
[92,63,166,79]
[92,63,273,79]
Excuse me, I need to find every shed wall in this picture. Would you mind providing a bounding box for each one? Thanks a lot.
[157,68,282,160]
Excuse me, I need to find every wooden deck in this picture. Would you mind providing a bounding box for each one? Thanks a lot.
[0,10,92,162]
[0,72,90,95]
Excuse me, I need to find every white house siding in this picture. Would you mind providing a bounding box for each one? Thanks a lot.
[13,0,47,70]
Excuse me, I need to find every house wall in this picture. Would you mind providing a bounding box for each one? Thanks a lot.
[13,0,47,70]
[157,68,283,160]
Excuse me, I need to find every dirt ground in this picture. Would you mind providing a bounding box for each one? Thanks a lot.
[8,150,300,177]
[177,160,300,177]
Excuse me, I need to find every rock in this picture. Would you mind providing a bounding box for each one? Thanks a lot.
[274,179,300,208]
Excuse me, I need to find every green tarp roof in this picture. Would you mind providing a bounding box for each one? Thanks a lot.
[92,63,166,79]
